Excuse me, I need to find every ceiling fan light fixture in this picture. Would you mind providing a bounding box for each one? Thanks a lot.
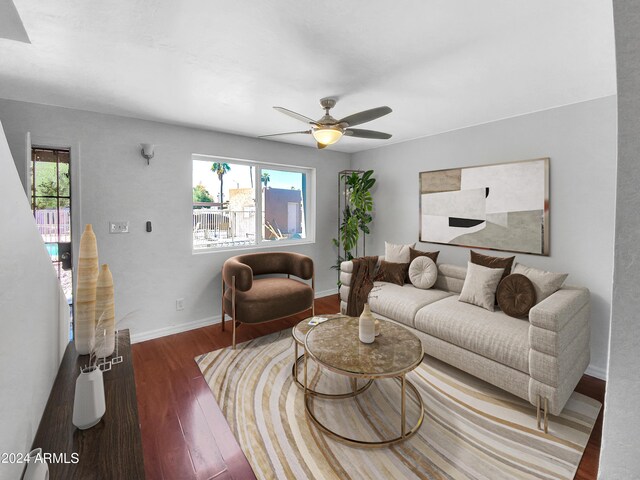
[312,126,343,146]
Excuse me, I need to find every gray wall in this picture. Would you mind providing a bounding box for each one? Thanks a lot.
[0,99,350,340]
[0,121,70,480]
[599,1,640,477]
[352,96,617,378]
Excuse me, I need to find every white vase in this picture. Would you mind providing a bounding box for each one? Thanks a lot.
[72,366,106,430]
[23,448,48,480]
[359,303,376,344]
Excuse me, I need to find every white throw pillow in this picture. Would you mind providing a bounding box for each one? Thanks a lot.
[513,263,568,304]
[408,256,438,289]
[458,262,505,312]
[385,241,415,263]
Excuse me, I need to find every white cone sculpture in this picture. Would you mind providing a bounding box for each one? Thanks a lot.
[75,224,99,354]
[95,264,115,358]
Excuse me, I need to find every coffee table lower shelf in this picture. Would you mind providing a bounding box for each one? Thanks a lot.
[302,353,425,448]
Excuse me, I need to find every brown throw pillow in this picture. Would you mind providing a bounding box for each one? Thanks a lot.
[407,248,439,283]
[470,250,515,284]
[497,274,537,318]
[374,260,409,286]
[409,247,440,263]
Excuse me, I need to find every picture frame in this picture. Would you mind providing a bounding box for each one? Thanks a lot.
[419,158,550,255]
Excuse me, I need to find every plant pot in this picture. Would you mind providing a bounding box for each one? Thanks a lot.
[23,448,48,480]
[72,366,106,430]
[358,303,375,344]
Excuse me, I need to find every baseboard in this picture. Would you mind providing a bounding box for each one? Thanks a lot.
[585,364,607,381]
[130,288,338,344]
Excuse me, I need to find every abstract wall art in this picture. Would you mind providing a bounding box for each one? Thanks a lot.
[419,158,549,255]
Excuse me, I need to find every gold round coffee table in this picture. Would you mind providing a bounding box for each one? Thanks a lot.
[303,316,425,448]
[291,315,372,398]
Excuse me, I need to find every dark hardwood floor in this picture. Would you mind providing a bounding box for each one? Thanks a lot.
[132,294,605,480]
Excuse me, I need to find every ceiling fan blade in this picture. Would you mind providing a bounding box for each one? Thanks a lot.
[273,106,317,125]
[259,130,311,138]
[344,128,392,139]
[317,142,328,149]
[338,106,392,127]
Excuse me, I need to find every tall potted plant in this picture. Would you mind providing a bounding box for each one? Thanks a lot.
[333,170,376,273]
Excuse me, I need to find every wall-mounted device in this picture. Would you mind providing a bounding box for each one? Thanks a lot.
[146,221,152,232]
[109,221,129,234]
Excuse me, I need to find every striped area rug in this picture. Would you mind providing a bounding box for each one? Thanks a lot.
[196,329,600,480]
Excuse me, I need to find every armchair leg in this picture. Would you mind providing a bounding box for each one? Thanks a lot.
[312,272,315,316]
[232,316,236,350]
[232,275,237,350]
[221,278,225,332]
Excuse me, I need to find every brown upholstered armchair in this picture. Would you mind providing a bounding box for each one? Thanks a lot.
[221,252,315,348]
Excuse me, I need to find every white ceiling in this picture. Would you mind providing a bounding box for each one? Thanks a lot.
[0,0,616,153]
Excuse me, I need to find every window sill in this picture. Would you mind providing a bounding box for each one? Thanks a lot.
[192,238,316,255]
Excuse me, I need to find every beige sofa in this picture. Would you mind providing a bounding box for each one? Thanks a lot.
[339,258,590,429]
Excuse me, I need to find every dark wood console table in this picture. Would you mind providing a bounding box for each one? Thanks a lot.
[31,329,145,479]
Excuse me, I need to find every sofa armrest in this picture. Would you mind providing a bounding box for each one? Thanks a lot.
[340,260,353,287]
[528,287,591,413]
[529,287,590,332]
[222,258,253,292]
[286,253,314,280]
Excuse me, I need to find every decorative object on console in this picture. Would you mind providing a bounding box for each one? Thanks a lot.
[358,303,376,343]
[513,263,568,304]
[419,158,550,255]
[75,224,99,355]
[22,448,48,480]
[95,264,115,358]
[72,365,106,430]
[374,260,409,286]
[384,241,415,263]
[408,256,438,289]
[497,273,537,318]
[458,262,505,311]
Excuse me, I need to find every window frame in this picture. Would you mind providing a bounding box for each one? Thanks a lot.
[191,154,316,254]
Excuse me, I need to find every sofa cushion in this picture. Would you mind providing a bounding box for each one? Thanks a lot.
[408,256,438,289]
[385,241,414,263]
[415,295,530,373]
[368,282,452,328]
[496,273,537,318]
[374,260,409,286]
[223,277,313,324]
[470,250,515,284]
[513,263,568,304]
[458,262,504,312]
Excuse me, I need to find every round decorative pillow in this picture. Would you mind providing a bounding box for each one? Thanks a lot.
[408,256,438,289]
[496,273,537,318]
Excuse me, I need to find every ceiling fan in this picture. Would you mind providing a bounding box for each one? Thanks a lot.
[259,97,392,149]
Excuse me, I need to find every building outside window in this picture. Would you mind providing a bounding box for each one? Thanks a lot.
[192,156,315,251]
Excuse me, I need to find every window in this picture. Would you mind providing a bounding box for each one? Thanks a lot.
[192,156,315,251]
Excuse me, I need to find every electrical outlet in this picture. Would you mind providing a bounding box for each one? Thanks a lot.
[109,221,129,234]
[176,298,184,311]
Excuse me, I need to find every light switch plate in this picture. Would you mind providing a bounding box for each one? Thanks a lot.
[109,221,129,234]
